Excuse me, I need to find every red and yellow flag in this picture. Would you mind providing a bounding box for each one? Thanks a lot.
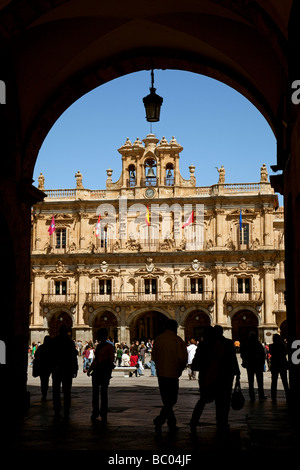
[95,214,101,238]
[145,205,150,226]
[182,210,194,228]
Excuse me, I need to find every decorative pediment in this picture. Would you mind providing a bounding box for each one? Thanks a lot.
[89,261,119,276]
[229,258,259,273]
[180,259,210,275]
[227,208,256,218]
[134,257,165,276]
[45,261,74,276]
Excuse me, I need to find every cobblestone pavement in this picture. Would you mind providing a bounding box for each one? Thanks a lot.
[11,355,300,461]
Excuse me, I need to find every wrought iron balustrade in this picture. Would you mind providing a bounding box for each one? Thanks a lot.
[41,293,77,305]
[224,291,262,302]
[85,290,214,304]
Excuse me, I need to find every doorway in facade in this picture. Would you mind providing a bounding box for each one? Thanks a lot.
[231,310,258,345]
[92,311,118,343]
[130,311,168,342]
[49,311,73,338]
[185,310,211,342]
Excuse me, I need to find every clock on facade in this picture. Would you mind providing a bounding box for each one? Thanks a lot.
[145,188,155,198]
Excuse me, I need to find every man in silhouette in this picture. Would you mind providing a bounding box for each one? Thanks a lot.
[152,319,188,433]
[190,325,240,435]
[88,328,115,423]
[52,324,78,418]
[32,335,52,401]
[240,331,267,401]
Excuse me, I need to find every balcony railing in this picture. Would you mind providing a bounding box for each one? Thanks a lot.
[140,178,159,187]
[85,290,214,304]
[224,291,262,302]
[40,294,77,305]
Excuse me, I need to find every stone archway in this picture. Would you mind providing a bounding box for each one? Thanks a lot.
[184,310,211,342]
[231,310,259,345]
[130,310,169,342]
[4,0,300,419]
[49,310,73,338]
[92,310,118,343]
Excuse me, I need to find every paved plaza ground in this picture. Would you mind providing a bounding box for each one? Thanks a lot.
[11,354,300,462]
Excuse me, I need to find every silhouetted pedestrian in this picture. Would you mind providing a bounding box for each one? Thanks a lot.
[240,331,267,401]
[88,328,115,423]
[52,325,78,418]
[152,319,188,433]
[32,335,53,401]
[190,325,240,435]
[190,326,215,431]
[269,333,290,402]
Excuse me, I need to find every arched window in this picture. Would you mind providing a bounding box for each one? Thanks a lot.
[128,164,136,187]
[239,223,249,246]
[144,158,157,186]
[165,163,174,186]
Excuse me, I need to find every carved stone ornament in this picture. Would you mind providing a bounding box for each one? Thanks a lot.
[192,259,200,271]
[238,258,248,271]
[146,257,154,273]
[100,261,108,272]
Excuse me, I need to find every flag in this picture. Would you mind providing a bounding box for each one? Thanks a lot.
[48,216,56,235]
[239,209,242,231]
[145,205,150,226]
[182,210,194,228]
[95,214,101,238]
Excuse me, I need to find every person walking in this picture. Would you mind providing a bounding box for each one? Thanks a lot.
[190,325,240,435]
[52,324,78,418]
[269,333,290,402]
[152,319,188,434]
[88,328,115,423]
[32,335,53,401]
[187,339,197,380]
[240,331,267,401]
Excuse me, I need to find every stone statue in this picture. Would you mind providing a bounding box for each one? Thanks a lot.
[216,166,225,184]
[260,163,268,182]
[75,170,84,189]
[38,173,45,190]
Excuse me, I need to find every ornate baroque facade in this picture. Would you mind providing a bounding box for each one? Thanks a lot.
[30,134,285,346]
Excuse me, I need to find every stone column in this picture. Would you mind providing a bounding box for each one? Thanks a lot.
[263,206,274,247]
[78,212,89,250]
[262,264,275,325]
[76,265,89,325]
[31,268,43,327]
[215,208,225,247]
[214,265,227,325]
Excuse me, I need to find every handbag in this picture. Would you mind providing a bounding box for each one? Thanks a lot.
[231,377,245,410]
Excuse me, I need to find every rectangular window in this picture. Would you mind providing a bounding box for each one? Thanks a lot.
[238,278,250,293]
[99,279,112,295]
[55,281,67,295]
[100,227,107,248]
[144,279,157,294]
[190,278,203,294]
[239,224,249,245]
[56,228,66,249]
[99,279,105,295]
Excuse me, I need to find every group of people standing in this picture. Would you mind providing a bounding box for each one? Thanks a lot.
[30,321,290,436]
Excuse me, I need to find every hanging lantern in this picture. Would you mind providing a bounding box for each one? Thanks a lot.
[143,69,163,122]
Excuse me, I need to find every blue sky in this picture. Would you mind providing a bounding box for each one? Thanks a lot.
[34,69,279,200]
